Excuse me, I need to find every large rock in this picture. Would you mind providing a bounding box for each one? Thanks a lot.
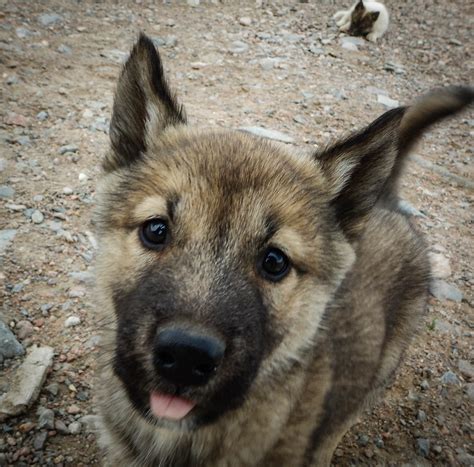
[0,320,24,360]
[0,346,54,420]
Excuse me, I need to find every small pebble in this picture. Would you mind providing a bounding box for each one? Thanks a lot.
[68,421,82,435]
[458,360,474,379]
[417,409,427,422]
[54,419,69,434]
[357,434,369,447]
[46,382,59,397]
[58,144,79,155]
[239,17,252,26]
[417,438,430,457]
[440,371,459,385]
[33,432,48,450]
[38,408,55,429]
[67,404,81,415]
[57,44,72,54]
[31,210,44,224]
[420,379,430,390]
[36,111,49,121]
[15,320,34,340]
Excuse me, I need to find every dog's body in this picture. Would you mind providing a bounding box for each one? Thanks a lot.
[95,35,472,466]
[334,0,389,42]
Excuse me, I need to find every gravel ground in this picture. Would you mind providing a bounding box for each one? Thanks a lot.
[0,0,472,465]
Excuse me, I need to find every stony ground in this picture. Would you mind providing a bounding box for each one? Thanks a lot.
[0,0,472,465]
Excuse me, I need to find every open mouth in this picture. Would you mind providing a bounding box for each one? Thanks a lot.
[150,390,197,421]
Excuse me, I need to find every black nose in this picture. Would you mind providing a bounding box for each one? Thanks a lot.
[153,329,225,387]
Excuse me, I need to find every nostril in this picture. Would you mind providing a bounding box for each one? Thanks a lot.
[153,328,226,387]
[157,351,176,369]
[193,363,217,377]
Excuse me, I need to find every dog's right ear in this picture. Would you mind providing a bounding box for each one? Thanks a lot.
[105,33,186,172]
[317,86,473,240]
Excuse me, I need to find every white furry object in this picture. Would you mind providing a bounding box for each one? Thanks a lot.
[333,0,389,42]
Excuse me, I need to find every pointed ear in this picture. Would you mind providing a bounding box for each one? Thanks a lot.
[369,11,380,22]
[104,33,186,172]
[317,86,473,240]
[355,0,365,12]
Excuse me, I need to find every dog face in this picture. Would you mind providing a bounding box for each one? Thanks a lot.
[97,122,354,429]
[96,35,472,431]
[349,0,380,36]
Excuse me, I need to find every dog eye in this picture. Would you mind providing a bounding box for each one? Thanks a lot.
[140,218,168,249]
[260,247,290,281]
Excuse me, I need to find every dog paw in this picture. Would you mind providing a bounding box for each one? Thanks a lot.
[366,33,379,42]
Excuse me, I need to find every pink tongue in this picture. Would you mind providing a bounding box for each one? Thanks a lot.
[150,391,196,420]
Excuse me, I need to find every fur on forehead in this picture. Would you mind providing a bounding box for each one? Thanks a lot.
[98,127,332,230]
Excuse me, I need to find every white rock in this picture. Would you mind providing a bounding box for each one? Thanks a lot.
[239,17,252,26]
[190,62,207,70]
[341,42,358,52]
[78,173,88,182]
[31,210,44,224]
[229,41,249,54]
[377,94,399,109]
[340,36,366,47]
[68,421,82,434]
[64,316,81,328]
[63,187,74,195]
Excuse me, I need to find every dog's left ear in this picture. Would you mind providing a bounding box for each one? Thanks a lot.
[317,86,473,240]
[105,33,186,172]
[368,11,380,22]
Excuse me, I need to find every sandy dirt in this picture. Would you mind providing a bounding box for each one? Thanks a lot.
[0,0,472,465]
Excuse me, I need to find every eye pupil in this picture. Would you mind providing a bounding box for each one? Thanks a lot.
[140,219,168,248]
[261,248,290,281]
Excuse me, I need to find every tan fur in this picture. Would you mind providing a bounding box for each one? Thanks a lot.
[94,35,473,466]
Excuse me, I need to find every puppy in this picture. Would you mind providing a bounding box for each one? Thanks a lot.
[334,0,389,42]
[94,34,472,466]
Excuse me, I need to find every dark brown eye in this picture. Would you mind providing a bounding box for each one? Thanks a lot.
[260,247,290,282]
[140,219,168,249]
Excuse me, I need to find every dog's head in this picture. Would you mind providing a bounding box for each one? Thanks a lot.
[348,0,380,37]
[96,34,472,430]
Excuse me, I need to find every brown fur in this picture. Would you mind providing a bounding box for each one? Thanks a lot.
[94,34,473,466]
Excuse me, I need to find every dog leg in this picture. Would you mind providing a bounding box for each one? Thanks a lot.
[366,32,379,42]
